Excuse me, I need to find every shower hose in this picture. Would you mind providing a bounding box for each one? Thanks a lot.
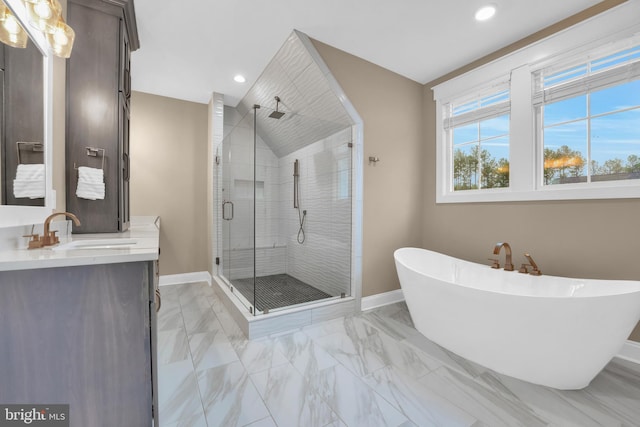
[297,208,306,244]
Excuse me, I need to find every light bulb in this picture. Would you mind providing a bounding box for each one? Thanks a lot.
[53,28,68,45]
[234,75,246,83]
[34,1,53,19]
[46,19,75,57]
[3,15,21,34]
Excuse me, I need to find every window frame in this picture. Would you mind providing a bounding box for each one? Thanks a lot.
[445,82,511,192]
[433,2,640,203]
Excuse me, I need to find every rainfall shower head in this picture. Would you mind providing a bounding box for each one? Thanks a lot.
[269,96,285,119]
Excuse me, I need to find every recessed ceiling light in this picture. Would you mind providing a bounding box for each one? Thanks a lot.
[475,5,496,21]
[233,74,246,83]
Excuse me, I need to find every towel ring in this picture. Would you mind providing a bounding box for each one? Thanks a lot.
[73,147,106,170]
[16,142,44,165]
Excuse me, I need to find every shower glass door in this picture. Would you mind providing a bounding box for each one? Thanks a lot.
[220,108,256,312]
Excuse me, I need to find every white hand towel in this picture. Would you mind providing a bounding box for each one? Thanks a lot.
[13,179,45,199]
[78,166,103,182]
[76,166,105,200]
[13,164,45,199]
[76,181,105,200]
[15,164,45,180]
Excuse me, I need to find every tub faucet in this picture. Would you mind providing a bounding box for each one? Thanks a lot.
[493,242,514,271]
[524,253,542,276]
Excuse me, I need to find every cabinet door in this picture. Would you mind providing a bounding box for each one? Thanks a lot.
[66,2,120,232]
[149,260,159,424]
[0,262,153,426]
[118,18,131,99]
[119,92,130,231]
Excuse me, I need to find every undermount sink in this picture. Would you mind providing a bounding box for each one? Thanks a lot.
[52,238,139,251]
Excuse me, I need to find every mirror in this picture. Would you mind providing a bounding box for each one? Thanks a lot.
[1,35,44,206]
[0,0,54,226]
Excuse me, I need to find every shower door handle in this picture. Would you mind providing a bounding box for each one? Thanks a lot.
[222,201,234,220]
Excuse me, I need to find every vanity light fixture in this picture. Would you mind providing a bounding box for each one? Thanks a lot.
[233,74,246,83]
[475,4,496,21]
[25,0,60,33]
[0,4,28,48]
[46,14,73,57]
[0,0,75,58]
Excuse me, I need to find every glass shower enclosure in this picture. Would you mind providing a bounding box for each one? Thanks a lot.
[218,105,353,315]
[217,106,353,315]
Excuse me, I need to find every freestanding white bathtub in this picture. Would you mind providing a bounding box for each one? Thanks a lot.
[394,247,640,390]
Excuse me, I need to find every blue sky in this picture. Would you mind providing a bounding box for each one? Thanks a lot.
[453,79,640,167]
[544,79,640,165]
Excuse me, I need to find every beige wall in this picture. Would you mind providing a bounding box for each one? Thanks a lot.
[421,0,640,342]
[130,91,209,275]
[313,40,424,297]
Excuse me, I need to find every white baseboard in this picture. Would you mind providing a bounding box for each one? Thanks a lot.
[159,271,212,287]
[361,289,404,311]
[617,340,640,365]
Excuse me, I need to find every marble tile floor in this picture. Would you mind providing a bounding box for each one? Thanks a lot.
[157,281,640,427]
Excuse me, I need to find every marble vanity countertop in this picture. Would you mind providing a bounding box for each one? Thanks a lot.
[0,216,160,272]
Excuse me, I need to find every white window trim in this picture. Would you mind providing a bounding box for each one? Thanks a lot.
[433,1,640,203]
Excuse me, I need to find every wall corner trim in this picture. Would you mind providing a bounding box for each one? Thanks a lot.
[361,289,405,311]
[617,340,640,365]
[159,271,213,287]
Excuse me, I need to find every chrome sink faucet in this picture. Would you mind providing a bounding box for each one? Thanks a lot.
[493,242,514,271]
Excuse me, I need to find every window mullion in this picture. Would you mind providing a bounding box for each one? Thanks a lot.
[587,92,592,184]
[510,65,534,192]
[477,123,482,189]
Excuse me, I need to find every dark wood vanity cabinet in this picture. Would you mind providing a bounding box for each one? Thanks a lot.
[66,0,138,233]
[0,261,158,426]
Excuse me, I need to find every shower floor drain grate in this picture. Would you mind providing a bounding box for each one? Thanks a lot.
[231,274,332,312]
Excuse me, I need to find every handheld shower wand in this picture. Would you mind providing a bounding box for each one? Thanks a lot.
[293,159,299,208]
[293,159,306,244]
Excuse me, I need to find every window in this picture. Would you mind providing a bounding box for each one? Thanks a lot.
[534,45,640,186]
[433,2,640,203]
[445,87,510,191]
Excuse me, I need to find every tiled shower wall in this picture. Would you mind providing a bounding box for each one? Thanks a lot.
[279,127,352,297]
